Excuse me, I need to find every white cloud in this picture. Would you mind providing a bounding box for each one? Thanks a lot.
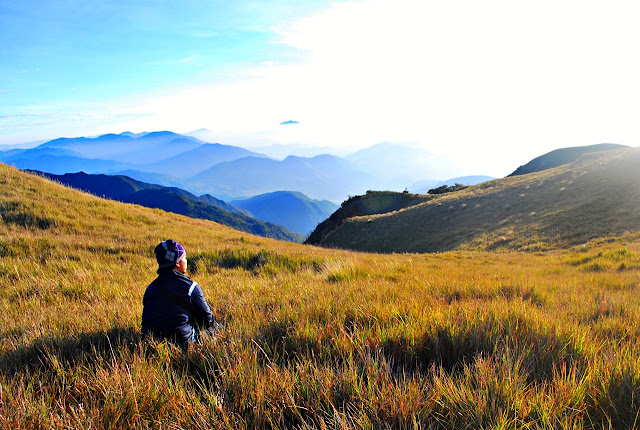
[266,0,640,175]
[24,0,638,176]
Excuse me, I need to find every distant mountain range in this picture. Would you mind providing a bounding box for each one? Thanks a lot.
[232,191,338,235]
[3,132,632,248]
[306,145,640,253]
[40,131,203,164]
[0,131,483,202]
[138,143,266,175]
[109,169,195,190]
[346,142,458,191]
[190,154,374,201]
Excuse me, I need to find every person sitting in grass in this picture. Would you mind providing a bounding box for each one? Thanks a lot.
[141,239,218,350]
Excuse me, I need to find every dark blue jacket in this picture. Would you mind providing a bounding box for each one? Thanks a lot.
[141,269,214,349]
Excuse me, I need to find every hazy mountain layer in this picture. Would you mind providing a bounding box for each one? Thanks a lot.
[1,153,131,174]
[232,191,338,235]
[137,143,268,175]
[39,131,203,164]
[346,142,457,190]
[3,130,491,202]
[109,169,196,191]
[191,154,374,202]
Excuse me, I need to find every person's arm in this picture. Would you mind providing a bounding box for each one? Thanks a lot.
[189,282,214,328]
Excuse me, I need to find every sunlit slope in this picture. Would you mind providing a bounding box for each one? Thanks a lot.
[508,143,628,176]
[316,148,640,253]
[305,190,430,245]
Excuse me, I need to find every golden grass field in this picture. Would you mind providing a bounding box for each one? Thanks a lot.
[1,162,640,429]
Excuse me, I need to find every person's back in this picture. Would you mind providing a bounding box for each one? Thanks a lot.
[141,239,215,350]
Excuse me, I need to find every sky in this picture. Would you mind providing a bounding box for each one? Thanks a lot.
[2,0,640,177]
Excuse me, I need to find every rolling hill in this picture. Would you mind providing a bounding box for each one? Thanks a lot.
[30,171,303,242]
[305,191,431,246]
[231,191,338,235]
[307,147,640,253]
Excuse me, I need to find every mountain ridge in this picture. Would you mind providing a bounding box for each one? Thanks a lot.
[305,191,431,246]
[137,143,268,176]
[508,143,628,176]
[3,130,490,202]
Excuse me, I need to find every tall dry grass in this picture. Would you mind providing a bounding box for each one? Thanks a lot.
[1,163,640,429]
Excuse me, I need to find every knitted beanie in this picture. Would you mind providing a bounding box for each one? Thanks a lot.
[154,239,186,268]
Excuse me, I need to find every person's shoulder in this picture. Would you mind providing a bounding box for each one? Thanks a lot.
[146,274,162,287]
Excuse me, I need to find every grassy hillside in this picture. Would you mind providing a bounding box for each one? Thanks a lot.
[314,148,640,253]
[305,190,430,245]
[1,162,640,428]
